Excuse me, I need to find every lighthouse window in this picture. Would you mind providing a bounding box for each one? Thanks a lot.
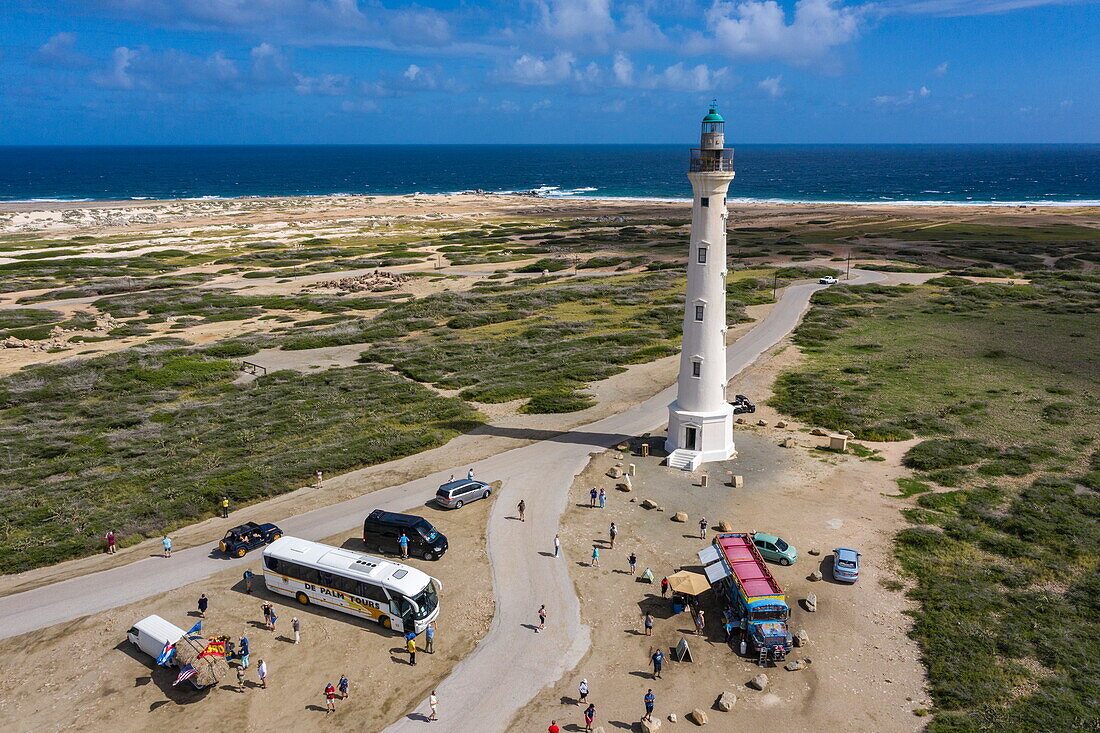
[700,197,709,207]
[695,305,705,322]
[692,361,701,377]
[697,248,707,264]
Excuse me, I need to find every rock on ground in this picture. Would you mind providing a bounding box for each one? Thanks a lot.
[672,511,688,522]
[809,570,823,581]
[748,673,769,691]
[796,628,809,647]
[785,657,812,671]
[716,691,736,712]
[689,708,708,725]
[668,713,678,723]
[640,717,662,733]
[805,593,818,612]
[641,498,658,509]
[716,520,733,532]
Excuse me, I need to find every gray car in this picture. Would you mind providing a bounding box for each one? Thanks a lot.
[435,479,492,509]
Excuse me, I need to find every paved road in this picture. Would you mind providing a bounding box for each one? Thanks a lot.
[0,271,883,731]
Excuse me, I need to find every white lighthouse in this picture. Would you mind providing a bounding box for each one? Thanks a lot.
[665,103,737,470]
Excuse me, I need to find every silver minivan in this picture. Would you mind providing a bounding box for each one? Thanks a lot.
[435,479,491,509]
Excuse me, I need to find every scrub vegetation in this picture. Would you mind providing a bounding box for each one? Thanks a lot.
[770,273,1100,731]
[0,345,481,571]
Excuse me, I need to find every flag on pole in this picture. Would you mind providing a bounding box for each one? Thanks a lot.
[156,640,176,666]
[172,664,197,686]
[185,621,201,636]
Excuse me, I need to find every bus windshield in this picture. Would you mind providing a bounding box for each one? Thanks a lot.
[750,608,788,621]
[408,582,439,620]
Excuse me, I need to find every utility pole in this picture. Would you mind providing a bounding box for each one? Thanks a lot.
[773,272,778,299]
[846,249,852,280]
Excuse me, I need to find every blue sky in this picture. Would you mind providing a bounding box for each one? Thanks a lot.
[1,0,1097,144]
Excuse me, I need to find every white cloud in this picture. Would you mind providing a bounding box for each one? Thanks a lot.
[636,62,733,92]
[933,61,949,76]
[874,86,931,106]
[294,73,351,96]
[91,46,137,90]
[35,32,92,68]
[249,43,293,84]
[539,0,615,42]
[503,53,578,85]
[612,53,634,86]
[701,0,864,64]
[759,74,785,98]
[532,99,553,111]
[877,0,1079,17]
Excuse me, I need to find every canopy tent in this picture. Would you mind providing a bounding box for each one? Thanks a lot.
[667,570,711,596]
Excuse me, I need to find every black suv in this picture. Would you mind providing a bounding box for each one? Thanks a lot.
[362,510,448,561]
[219,521,282,557]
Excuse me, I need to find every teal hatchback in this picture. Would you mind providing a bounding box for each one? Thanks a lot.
[753,533,798,566]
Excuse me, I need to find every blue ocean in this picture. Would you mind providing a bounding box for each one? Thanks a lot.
[0,144,1097,205]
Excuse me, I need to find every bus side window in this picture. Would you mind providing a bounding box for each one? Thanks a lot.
[358,582,388,604]
[264,557,279,572]
[318,571,334,588]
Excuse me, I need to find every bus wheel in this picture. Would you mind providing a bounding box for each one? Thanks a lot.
[295,592,310,605]
[380,616,392,629]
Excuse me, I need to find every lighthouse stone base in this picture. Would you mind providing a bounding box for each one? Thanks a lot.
[665,401,736,469]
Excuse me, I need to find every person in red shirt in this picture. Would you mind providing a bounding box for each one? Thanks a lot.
[325,682,337,713]
[548,721,560,733]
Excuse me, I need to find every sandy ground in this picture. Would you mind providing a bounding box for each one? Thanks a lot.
[509,342,928,733]
[0,492,495,733]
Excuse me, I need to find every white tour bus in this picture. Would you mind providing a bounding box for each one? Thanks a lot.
[262,536,441,635]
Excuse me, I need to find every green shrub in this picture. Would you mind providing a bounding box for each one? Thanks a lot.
[521,390,596,414]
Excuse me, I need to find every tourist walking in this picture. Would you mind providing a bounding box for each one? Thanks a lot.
[598,488,606,508]
[292,616,300,644]
[238,636,250,669]
[608,522,617,549]
[583,703,596,732]
[724,619,734,643]
[325,682,337,713]
[695,609,705,636]
[105,530,117,554]
[399,532,409,558]
[518,500,526,522]
[589,487,598,507]
[537,604,547,632]
[642,611,654,636]
[236,665,246,692]
[628,552,637,575]
[643,689,656,722]
[467,468,474,480]
[553,533,561,557]
[221,496,230,519]
[243,567,254,594]
[406,635,417,665]
[591,546,600,567]
[257,659,268,689]
[429,690,438,721]
[651,648,664,679]
[162,535,172,558]
[698,517,708,539]
[338,674,350,699]
[261,601,272,628]
[661,576,669,597]
[269,607,278,633]
[578,678,589,703]
[197,593,208,618]
[425,621,435,653]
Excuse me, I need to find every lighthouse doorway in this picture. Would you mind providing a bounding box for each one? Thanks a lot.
[684,426,699,451]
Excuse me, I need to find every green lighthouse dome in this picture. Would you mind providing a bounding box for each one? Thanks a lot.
[702,103,724,124]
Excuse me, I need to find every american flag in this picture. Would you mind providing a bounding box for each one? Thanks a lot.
[172,664,197,686]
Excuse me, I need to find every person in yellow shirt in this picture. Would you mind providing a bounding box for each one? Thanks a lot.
[406,636,417,666]
[221,497,230,519]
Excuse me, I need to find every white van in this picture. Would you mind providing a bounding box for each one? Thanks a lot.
[127,614,186,661]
